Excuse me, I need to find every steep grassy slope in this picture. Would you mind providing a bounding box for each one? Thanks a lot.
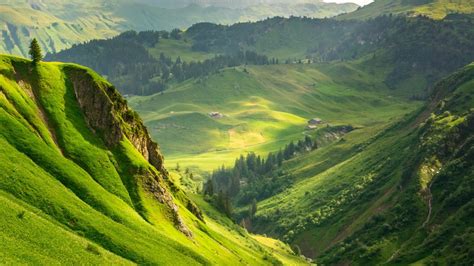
[249,63,474,264]
[0,0,356,57]
[339,0,474,20]
[129,61,420,171]
[0,55,305,265]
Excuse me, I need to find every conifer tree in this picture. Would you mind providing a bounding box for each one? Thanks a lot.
[29,38,43,64]
[249,198,257,218]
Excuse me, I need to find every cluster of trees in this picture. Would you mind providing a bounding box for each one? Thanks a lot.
[162,50,271,81]
[204,135,316,216]
[187,18,357,55]
[47,30,272,95]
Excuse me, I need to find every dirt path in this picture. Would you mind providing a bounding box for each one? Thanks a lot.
[421,180,434,228]
[387,179,435,263]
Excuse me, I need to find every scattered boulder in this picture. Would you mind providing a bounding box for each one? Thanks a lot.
[209,112,224,119]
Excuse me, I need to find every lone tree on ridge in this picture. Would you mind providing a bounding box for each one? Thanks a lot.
[29,38,43,64]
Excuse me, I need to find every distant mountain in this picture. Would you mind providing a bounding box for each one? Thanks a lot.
[339,0,474,20]
[138,0,334,8]
[0,0,357,57]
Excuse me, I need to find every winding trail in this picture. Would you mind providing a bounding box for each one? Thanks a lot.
[421,178,435,228]
[388,174,437,263]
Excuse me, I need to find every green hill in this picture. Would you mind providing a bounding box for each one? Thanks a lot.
[0,0,356,57]
[0,54,306,265]
[339,0,474,20]
[7,8,473,264]
[129,60,421,171]
[238,63,474,264]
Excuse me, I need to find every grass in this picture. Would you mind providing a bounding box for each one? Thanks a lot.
[253,235,308,265]
[129,62,420,171]
[339,0,474,20]
[0,54,305,265]
[148,38,216,62]
[246,63,474,264]
[0,192,132,265]
[127,50,472,264]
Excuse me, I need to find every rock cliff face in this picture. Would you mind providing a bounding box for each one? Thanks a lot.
[66,67,165,172]
[64,66,200,235]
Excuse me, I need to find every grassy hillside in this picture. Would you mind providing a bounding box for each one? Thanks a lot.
[129,60,421,171]
[248,63,474,264]
[0,0,356,57]
[339,0,474,20]
[0,54,306,265]
[148,38,215,62]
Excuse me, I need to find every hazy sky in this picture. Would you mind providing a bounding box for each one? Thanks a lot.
[324,0,374,6]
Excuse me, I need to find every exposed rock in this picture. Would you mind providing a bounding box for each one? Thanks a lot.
[209,111,224,119]
[64,66,201,236]
[186,201,204,221]
[143,172,193,237]
[66,67,165,172]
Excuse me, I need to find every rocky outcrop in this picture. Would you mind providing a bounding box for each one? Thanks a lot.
[64,66,200,235]
[66,66,165,172]
[143,172,193,237]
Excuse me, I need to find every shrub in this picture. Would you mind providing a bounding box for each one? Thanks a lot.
[17,211,26,219]
[86,243,101,256]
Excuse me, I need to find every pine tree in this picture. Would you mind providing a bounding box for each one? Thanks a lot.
[29,38,43,64]
[170,28,182,40]
[161,66,170,80]
[249,198,257,218]
[204,180,214,196]
[217,190,232,217]
[305,135,313,150]
[277,149,284,166]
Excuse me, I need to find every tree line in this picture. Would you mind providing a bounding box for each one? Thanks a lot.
[204,135,317,216]
[46,30,274,96]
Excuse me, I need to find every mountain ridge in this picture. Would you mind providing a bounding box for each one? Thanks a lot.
[338,0,474,19]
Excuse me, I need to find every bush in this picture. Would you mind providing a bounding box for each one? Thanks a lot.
[86,243,101,256]
[17,211,26,219]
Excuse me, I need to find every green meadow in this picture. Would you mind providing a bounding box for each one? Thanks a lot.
[130,62,421,171]
[2,1,473,263]
[339,0,474,20]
